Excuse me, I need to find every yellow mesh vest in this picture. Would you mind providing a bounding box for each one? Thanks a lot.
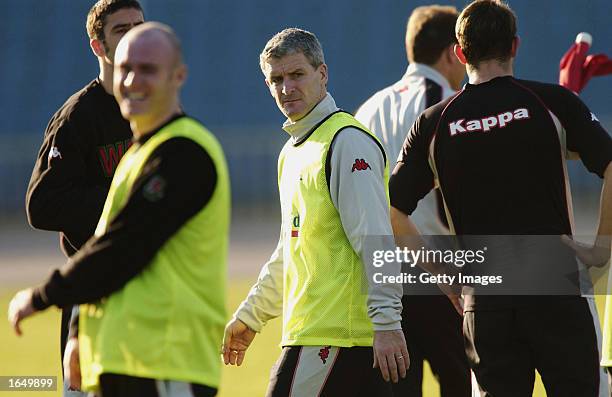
[278,111,389,347]
[79,117,230,390]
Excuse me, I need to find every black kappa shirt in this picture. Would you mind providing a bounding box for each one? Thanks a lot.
[391,76,611,236]
[389,76,611,310]
[26,79,133,256]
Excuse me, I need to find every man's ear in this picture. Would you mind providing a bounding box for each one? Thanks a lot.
[264,78,276,97]
[90,39,106,58]
[175,64,188,88]
[454,44,467,65]
[511,36,520,57]
[318,63,328,87]
[446,44,458,64]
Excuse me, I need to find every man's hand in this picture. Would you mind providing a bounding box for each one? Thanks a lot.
[562,235,610,268]
[63,336,81,391]
[373,329,409,383]
[7,289,38,336]
[222,318,256,366]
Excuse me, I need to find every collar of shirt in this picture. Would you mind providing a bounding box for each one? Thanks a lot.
[399,63,453,93]
[465,75,514,89]
[282,93,339,143]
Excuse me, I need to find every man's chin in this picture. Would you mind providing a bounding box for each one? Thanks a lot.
[283,107,305,120]
[122,111,149,126]
[121,104,147,118]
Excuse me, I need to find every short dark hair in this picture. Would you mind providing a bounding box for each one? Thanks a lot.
[456,0,517,67]
[86,0,143,40]
[406,5,459,65]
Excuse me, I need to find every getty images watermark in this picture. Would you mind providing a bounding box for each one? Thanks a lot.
[371,246,503,287]
[364,235,612,295]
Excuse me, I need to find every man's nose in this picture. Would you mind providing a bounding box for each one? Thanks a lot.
[282,80,295,95]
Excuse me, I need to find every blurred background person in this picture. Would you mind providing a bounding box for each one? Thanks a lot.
[24,0,143,395]
[356,7,470,396]
[9,22,230,397]
[561,31,612,397]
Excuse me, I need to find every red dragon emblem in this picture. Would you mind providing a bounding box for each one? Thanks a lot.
[351,158,371,172]
[318,346,331,364]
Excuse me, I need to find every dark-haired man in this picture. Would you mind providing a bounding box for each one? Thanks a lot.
[389,1,611,396]
[356,6,470,396]
[25,0,143,394]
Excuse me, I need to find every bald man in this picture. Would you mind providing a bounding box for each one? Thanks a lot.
[8,22,230,397]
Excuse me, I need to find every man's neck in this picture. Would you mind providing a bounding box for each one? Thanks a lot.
[429,61,452,86]
[98,60,114,95]
[467,60,513,84]
[131,103,182,139]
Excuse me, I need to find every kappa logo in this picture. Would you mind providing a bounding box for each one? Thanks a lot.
[318,346,331,364]
[449,108,530,136]
[351,158,371,172]
[48,147,62,160]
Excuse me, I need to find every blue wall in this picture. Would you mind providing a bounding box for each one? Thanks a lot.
[0,0,610,211]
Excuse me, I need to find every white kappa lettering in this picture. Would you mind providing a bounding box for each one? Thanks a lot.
[466,120,481,131]
[514,108,529,119]
[482,116,497,131]
[448,108,530,136]
[498,112,513,127]
[449,119,466,136]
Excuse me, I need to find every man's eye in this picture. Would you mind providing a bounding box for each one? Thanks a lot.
[141,66,157,74]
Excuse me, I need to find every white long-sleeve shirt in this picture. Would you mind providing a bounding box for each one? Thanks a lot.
[355,63,456,235]
[234,93,402,333]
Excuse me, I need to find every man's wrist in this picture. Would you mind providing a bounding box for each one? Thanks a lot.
[234,311,262,333]
[31,288,50,311]
[372,321,402,332]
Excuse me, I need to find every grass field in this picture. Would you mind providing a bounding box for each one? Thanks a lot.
[4,280,603,396]
[1,281,284,397]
